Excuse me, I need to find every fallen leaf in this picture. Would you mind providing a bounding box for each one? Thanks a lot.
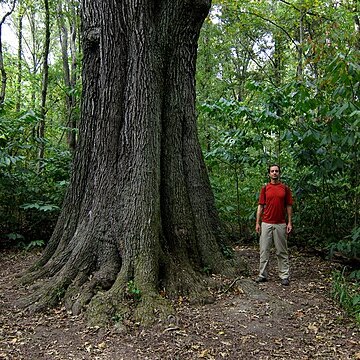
[220,341,232,346]
[97,342,106,349]
[199,349,209,358]
[308,323,319,334]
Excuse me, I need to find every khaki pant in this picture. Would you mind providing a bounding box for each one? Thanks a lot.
[258,222,289,280]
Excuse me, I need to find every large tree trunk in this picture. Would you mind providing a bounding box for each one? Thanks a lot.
[20,0,241,325]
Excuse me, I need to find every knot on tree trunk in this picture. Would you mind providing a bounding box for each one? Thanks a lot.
[83,27,100,50]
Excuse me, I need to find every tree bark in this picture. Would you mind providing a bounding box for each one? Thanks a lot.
[20,0,242,326]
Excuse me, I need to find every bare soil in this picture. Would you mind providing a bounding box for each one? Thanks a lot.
[0,246,359,360]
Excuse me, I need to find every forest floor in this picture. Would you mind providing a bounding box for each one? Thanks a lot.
[0,245,359,360]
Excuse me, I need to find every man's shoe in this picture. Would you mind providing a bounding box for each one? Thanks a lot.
[281,278,290,286]
[255,277,267,283]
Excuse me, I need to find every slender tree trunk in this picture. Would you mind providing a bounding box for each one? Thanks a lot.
[16,2,23,113]
[353,7,359,227]
[37,0,50,170]
[0,1,17,107]
[297,11,305,80]
[20,0,241,326]
[0,26,6,107]
[68,1,79,149]
[28,7,38,110]
[57,1,79,151]
[272,29,284,161]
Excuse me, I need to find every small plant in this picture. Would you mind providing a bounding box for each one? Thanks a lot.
[23,240,45,251]
[5,233,25,241]
[20,202,60,212]
[111,313,123,323]
[202,265,212,276]
[350,270,360,281]
[331,269,360,325]
[328,226,360,261]
[55,286,66,301]
[126,280,141,301]
[220,243,234,259]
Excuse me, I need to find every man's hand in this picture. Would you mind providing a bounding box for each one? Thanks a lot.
[255,204,264,234]
[287,223,292,234]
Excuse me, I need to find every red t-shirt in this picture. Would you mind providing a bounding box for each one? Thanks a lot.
[259,182,293,224]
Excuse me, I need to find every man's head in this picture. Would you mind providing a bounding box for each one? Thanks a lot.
[268,164,281,174]
[268,164,281,182]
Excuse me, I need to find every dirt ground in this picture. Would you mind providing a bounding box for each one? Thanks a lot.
[0,246,359,360]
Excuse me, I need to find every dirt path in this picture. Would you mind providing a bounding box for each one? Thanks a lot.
[0,246,359,359]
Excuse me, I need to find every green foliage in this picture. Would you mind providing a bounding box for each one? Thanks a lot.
[20,239,45,251]
[198,98,272,240]
[329,227,360,262]
[21,202,60,212]
[0,0,81,248]
[202,265,212,276]
[331,269,360,325]
[196,0,360,252]
[0,106,71,246]
[126,280,142,302]
[220,243,234,259]
[5,233,24,241]
[4,233,45,251]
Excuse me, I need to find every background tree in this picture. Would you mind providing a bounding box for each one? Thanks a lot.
[57,0,80,151]
[0,0,16,106]
[15,0,23,112]
[36,0,50,169]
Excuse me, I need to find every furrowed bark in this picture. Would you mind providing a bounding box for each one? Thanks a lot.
[20,0,245,326]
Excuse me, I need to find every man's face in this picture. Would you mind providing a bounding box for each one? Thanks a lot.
[269,166,280,181]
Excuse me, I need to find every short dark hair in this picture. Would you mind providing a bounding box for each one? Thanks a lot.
[268,164,281,174]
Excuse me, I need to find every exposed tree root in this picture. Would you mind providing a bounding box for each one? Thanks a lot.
[134,293,174,326]
[85,291,121,327]
[17,277,71,313]
[19,261,65,286]
[17,252,248,329]
[64,264,120,315]
[85,286,174,328]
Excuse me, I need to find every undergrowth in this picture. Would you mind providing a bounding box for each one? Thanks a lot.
[331,268,360,326]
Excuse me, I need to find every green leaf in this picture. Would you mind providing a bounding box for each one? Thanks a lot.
[20,203,60,212]
[5,233,25,240]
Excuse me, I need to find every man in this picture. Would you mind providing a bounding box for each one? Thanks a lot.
[255,164,293,286]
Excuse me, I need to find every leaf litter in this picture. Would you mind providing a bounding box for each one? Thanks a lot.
[0,246,359,359]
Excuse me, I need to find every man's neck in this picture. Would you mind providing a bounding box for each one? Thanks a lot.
[270,179,280,184]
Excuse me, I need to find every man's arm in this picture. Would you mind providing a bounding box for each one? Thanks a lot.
[286,205,292,234]
[255,204,264,234]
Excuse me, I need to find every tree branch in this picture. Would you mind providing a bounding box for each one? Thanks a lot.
[0,0,17,26]
[278,0,331,21]
[239,10,299,50]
